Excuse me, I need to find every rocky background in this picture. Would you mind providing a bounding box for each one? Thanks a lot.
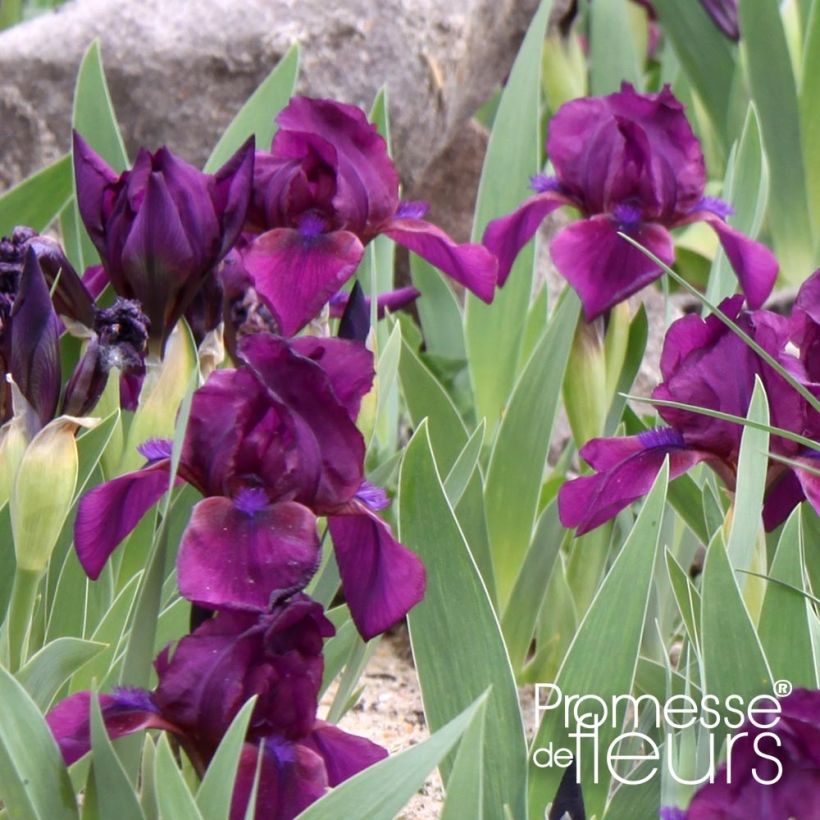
[0,0,577,241]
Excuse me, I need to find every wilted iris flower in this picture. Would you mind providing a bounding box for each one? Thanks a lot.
[47,594,386,819]
[240,96,497,335]
[559,292,820,535]
[74,332,425,639]
[483,84,777,321]
[73,133,254,354]
[677,688,820,819]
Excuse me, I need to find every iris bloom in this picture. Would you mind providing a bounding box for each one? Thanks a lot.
[240,96,497,335]
[74,332,425,639]
[559,291,820,535]
[483,84,777,321]
[47,595,386,819]
[73,133,254,354]
[670,689,820,819]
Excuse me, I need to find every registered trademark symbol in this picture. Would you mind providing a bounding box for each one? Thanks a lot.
[774,679,793,697]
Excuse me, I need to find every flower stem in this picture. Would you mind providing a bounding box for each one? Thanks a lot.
[4,567,42,673]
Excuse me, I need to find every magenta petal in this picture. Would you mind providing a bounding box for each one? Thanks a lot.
[483,192,569,287]
[699,213,778,308]
[290,336,374,421]
[230,740,328,820]
[385,217,497,303]
[558,432,708,535]
[242,228,364,336]
[550,216,675,320]
[328,504,426,640]
[177,497,320,612]
[303,721,387,786]
[74,461,172,579]
[47,691,173,766]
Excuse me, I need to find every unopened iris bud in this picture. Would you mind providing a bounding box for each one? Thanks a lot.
[563,317,608,447]
[11,416,98,573]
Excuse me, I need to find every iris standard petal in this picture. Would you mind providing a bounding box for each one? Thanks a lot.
[74,460,172,579]
[242,227,364,336]
[384,217,497,303]
[275,97,400,234]
[549,216,675,321]
[72,131,119,249]
[328,504,426,640]
[177,496,320,612]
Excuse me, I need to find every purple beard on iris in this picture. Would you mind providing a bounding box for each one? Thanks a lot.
[46,594,388,820]
[483,83,777,321]
[73,331,426,640]
[72,132,254,355]
[558,291,820,535]
[237,96,497,336]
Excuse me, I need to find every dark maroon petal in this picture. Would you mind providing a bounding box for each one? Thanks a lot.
[762,469,805,532]
[9,248,61,426]
[120,171,196,347]
[549,216,675,321]
[177,497,320,612]
[239,334,365,508]
[242,227,363,336]
[482,192,568,287]
[27,236,95,328]
[74,461,172,579]
[659,295,744,381]
[335,280,370,341]
[230,740,328,820]
[275,97,400,234]
[384,217,497,303]
[303,721,387,786]
[687,211,777,308]
[211,137,256,257]
[46,690,174,766]
[548,85,706,220]
[328,504,426,640]
[290,336,374,421]
[72,131,119,252]
[82,264,110,300]
[558,432,709,535]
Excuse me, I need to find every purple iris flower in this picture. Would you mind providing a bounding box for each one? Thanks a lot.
[47,595,386,819]
[483,84,777,321]
[684,689,820,819]
[74,332,425,639]
[239,96,497,336]
[559,295,820,535]
[73,133,254,354]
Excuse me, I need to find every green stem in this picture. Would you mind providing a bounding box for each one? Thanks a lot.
[5,568,41,672]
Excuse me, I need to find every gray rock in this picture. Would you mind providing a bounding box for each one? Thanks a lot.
[0,0,571,195]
